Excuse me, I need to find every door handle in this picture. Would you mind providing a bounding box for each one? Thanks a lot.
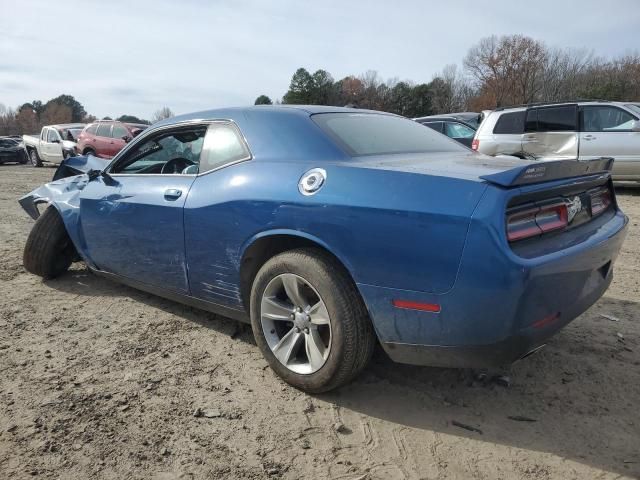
[164,189,182,200]
[583,135,596,141]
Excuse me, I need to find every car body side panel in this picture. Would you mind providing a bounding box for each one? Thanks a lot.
[183,157,488,309]
[522,132,579,159]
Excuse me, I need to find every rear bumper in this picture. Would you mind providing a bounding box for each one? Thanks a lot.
[358,208,628,368]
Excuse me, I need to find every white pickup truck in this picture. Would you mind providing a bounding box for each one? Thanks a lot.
[23,123,85,167]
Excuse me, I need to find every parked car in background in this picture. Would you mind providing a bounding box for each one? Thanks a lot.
[23,124,85,167]
[414,112,480,148]
[19,106,627,393]
[0,136,28,165]
[473,101,640,182]
[76,120,148,159]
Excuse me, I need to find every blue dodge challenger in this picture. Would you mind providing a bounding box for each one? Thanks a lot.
[19,106,628,392]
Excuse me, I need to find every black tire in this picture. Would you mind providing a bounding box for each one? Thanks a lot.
[19,150,28,164]
[23,206,76,279]
[83,148,95,157]
[29,148,42,167]
[250,248,376,393]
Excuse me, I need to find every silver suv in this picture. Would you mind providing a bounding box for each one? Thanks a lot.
[473,101,640,182]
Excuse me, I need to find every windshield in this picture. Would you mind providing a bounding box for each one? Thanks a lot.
[58,128,82,141]
[312,112,466,157]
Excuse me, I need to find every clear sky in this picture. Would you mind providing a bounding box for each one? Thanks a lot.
[1,0,638,119]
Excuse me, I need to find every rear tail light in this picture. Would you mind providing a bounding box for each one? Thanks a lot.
[590,189,611,216]
[507,202,568,242]
[471,139,479,151]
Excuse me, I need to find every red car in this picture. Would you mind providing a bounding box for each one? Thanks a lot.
[76,121,148,158]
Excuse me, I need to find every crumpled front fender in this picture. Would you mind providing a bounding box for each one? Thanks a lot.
[18,174,96,267]
[18,174,90,220]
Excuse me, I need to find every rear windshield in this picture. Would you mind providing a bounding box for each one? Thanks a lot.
[312,113,465,156]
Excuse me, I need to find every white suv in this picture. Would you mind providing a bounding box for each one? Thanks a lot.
[473,101,640,182]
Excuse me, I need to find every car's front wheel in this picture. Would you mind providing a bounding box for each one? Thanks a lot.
[23,206,76,279]
[250,249,375,393]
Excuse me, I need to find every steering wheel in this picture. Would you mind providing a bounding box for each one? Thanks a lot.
[161,157,195,174]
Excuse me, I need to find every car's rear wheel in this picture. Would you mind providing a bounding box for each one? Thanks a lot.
[83,148,95,157]
[29,149,42,167]
[23,206,76,279]
[250,248,375,393]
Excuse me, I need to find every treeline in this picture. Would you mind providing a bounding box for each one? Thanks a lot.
[257,34,640,117]
[0,95,173,136]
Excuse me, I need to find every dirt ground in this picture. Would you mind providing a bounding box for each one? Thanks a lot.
[0,164,638,480]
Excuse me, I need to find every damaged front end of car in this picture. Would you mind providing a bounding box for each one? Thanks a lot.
[52,154,109,182]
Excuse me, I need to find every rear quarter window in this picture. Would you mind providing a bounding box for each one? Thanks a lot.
[312,113,464,156]
[493,111,525,134]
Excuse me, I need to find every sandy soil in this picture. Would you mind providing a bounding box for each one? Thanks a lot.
[0,164,638,480]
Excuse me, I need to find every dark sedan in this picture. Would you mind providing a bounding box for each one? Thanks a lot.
[414,112,480,148]
[0,136,28,165]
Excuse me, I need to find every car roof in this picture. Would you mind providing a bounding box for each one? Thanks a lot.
[50,123,86,129]
[152,105,393,128]
[492,100,637,114]
[415,112,479,121]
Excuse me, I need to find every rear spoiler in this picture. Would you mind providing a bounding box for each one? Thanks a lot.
[480,157,613,188]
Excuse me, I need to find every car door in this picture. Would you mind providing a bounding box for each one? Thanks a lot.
[78,123,209,293]
[110,123,129,157]
[521,105,579,159]
[43,128,64,164]
[444,121,475,148]
[578,105,640,179]
[94,123,113,158]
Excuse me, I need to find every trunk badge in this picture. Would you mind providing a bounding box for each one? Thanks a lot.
[566,196,583,223]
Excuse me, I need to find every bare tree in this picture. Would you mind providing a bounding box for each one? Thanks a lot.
[151,107,174,123]
[464,35,547,106]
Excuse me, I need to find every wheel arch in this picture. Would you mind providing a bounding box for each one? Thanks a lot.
[238,230,357,312]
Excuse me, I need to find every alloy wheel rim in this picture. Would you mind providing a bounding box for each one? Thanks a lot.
[260,273,332,374]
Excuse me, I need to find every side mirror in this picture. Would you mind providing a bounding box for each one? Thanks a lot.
[122,135,132,143]
[51,138,60,144]
[631,120,640,132]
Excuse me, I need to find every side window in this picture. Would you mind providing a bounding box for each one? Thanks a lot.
[536,106,576,132]
[111,125,207,174]
[96,123,112,137]
[47,129,59,143]
[525,109,538,132]
[199,123,251,174]
[493,111,525,134]
[582,106,636,132]
[112,124,129,139]
[421,122,443,133]
[445,122,475,139]
[86,124,98,135]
